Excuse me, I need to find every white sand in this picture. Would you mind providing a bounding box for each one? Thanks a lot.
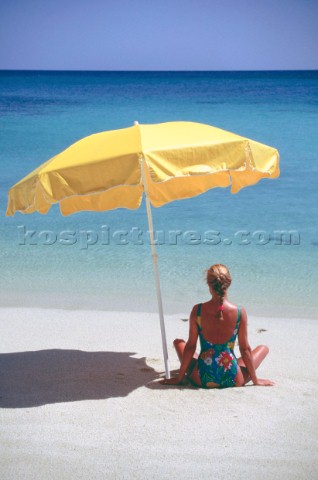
[0,307,317,479]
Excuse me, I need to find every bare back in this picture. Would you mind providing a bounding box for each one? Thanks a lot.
[198,300,239,344]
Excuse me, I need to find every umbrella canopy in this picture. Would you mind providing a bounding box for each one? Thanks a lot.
[6,121,279,216]
[6,121,280,379]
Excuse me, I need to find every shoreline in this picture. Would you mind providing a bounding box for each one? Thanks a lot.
[0,299,317,320]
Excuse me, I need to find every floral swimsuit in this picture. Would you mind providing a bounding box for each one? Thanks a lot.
[197,303,241,388]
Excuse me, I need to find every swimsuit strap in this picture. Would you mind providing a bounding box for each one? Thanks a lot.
[236,305,241,329]
[196,303,202,328]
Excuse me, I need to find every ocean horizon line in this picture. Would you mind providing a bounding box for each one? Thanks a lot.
[1,69,318,74]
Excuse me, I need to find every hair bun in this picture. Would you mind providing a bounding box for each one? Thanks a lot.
[206,264,232,296]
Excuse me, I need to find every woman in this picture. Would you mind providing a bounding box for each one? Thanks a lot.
[163,264,274,388]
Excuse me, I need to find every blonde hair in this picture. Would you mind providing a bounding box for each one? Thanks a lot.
[206,264,232,320]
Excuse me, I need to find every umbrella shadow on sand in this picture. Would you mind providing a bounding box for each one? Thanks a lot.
[0,349,159,409]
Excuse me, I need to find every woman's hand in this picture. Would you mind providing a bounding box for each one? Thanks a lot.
[160,376,184,386]
[254,378,276,386]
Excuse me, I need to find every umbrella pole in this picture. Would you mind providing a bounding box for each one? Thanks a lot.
[140,157,171,379]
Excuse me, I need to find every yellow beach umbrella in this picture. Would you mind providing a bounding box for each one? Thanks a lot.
[7,121,280,377]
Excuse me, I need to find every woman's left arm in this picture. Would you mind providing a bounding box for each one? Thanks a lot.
[163,306,199,385]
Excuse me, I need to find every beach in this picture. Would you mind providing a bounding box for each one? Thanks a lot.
[1,307,317,479]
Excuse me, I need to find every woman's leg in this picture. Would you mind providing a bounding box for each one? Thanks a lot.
[173,339,198,367]
[173,339,201,385]
[237,345,269,385]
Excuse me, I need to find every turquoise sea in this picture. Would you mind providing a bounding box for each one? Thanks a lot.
[0,71,317,318]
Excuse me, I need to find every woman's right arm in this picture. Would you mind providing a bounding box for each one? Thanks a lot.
[238,308,258,384]
[238,307,274,386]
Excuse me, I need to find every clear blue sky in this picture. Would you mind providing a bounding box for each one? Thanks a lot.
[0,0,317,70]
